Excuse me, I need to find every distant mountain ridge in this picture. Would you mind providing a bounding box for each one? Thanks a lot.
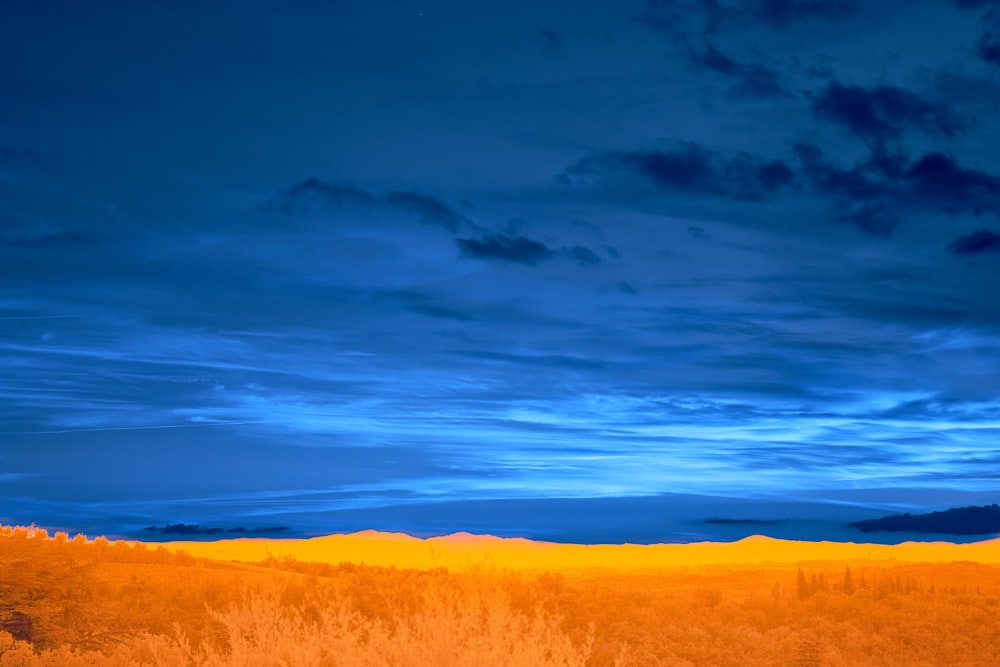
[849,504,1000,535]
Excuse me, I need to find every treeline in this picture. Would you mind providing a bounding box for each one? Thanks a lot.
[3,525,1000,665]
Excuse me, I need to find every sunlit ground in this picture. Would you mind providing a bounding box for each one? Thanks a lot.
[3,525,1000,665]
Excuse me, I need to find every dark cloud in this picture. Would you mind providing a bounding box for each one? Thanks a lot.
[794,144,885,200]
[281,180,470,231]
[689,43,787,97]
[836,203,900,238]
[794,143,886,200]
[812,82,965,143]
[638,2,819,98]
[281,178,377,213]
[948,228,1000,255]
[563,245,601,266]
[144,523,289,536]
[687,225,712,240]
[977,8,1000,65]
[849,504,1000,535]
[385,191,467,231]
[455,233,556,265]
[903,152,1000,215]
[565,142,794,200]
[795,144,1000,235]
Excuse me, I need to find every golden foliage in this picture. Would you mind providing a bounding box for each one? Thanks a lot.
[3,525,1000,666]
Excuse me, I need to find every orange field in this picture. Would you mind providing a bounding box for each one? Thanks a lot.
[3,525,1000,665]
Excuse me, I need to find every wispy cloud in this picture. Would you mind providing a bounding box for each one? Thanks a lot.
[456,233,556,265]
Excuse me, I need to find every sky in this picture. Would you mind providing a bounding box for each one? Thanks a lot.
[3,0,1000,544]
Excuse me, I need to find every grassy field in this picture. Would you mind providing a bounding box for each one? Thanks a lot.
[3,525,1000,665]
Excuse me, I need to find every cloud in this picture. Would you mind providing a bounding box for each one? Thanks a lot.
[281,180,471,232]
[385,191,467,231]
[686,225,712,240]
[639,2,847,98]
[977,8,1000,66]
[795,144,1000,235]
[903,152,1000,215]
[562,245,601,267]
[455,233,556,265]
[690,42,788,98]
[836,203,900,238]
[144,523,289,536]
[281,178,376,213]
[849,504,1000,535]
[565,137,997,242]
[794,143,886,200]
[565,142,794,200]
[704,517,783,526]
[812,82,965,143]
[947,228,1000,255]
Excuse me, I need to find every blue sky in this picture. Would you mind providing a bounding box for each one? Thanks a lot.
[3,0,1000,543]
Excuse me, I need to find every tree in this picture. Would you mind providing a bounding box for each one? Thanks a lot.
[842,566,855,595]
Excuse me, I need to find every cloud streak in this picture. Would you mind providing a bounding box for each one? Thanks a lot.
[688,42,788,98]
[564,143,794,200]
[948,228,1000,255]
[812,82,965,143]
[456,233,556,265]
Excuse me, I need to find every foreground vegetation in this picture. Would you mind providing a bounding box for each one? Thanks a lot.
[2,525,1000,665]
